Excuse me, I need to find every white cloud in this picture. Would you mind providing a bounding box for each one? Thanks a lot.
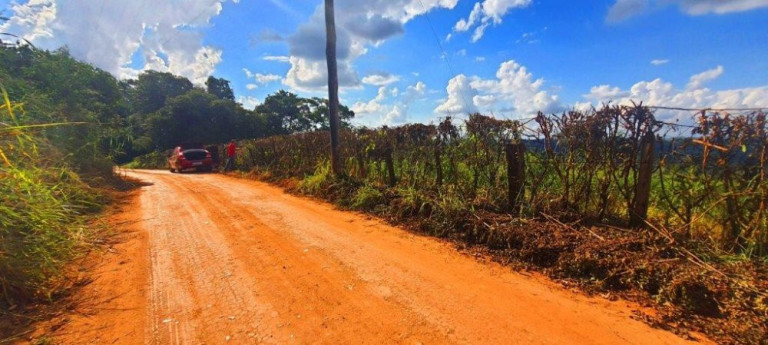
[579,66,768,122]
[584,85,628,100]
[237,96,260,110]
[383,105,407,124]
[456,49,467,56]
[606,0,768,23]
[435,75,479,114]
[0,0,57,42]
[0,0,234,85]
[352,86,389,114]
[403,81,427,103]
[263,55,291,63]
[436,60,561,116]
[686,65,723,90]
[476,56,487,62]
[282,56,360,92]
[362,73,401,86]
[453,0,532,42]
[246,84,258,90]
[651,59,670,65]
[471,23,490,42]
[244,68,282,85]
[351,80,428,125]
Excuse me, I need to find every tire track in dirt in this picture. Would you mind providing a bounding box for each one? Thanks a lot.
[124,170,710,345]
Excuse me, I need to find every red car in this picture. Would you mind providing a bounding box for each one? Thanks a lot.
[168,143,213,173]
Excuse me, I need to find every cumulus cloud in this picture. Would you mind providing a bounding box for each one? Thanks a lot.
[282,56,360,92]
[0,0,234,85]
[579,65,768,122]
[436,60,561,116]
[606,0,768,23]
[404,81,427,101]
[453,0,532,42]
[435,75,479,114]
[383,105,407,124]
[352,86,389,114]
[351,80,428,125]
[362,72,401,86]
[282,0,459,91]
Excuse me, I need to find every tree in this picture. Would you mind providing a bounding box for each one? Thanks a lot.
[307,97,354,130]
[255,90,355,135]
[205,76,234,101]
[256,90,308,135]
[131,71,193,114]
[145,89,239,150]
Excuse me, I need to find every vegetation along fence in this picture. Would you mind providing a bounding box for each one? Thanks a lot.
[228,104,766,257]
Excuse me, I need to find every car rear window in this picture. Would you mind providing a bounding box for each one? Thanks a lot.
[182,149,208,160]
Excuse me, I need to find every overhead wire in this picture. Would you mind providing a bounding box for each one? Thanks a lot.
[415,0,471,122]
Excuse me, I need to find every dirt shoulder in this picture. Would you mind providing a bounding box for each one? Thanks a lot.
[14,190,150,345]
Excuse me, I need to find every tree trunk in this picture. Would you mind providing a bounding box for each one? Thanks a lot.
[324,0,342,177]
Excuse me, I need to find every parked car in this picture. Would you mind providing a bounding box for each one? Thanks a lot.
[168,143,213,173]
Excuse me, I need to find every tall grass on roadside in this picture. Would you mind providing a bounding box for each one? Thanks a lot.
[0,83,101,307]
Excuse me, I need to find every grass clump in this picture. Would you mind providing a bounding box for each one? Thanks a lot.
[0,84,103,308]
[351,185,385,210]
[298,161,331,195]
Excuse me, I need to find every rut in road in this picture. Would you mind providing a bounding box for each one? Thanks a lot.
[125,169,706,345]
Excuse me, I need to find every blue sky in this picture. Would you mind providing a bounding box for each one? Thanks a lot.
[1,0,767,125]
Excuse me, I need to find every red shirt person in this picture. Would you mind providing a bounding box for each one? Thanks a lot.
[224,140,236,171]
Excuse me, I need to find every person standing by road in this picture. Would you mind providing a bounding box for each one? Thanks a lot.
[224,139,236,172]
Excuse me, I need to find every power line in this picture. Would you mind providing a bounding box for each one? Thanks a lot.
[415,0,473,119]
[648,105,767,112]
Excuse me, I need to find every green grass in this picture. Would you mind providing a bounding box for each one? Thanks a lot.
[298,161,331,195]
[0,83,104,307]
[122,151,168,169]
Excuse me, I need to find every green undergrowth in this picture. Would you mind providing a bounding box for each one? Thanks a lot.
[0,85,112,311]
[122,150,167,170]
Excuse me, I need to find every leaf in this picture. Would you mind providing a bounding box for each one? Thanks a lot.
[741,144,747,153]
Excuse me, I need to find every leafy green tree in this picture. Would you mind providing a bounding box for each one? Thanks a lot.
[131,71,193,114]
[255,90,355,135]
[205,76,234,101]
[144,89,241,149]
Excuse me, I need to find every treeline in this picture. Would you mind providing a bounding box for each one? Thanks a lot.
[3,44,356,166]
[117,74,354,163]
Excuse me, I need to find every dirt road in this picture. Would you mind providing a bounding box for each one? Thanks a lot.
[55,169,710,344]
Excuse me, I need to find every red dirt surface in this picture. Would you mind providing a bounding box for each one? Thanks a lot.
[43,169,713,344]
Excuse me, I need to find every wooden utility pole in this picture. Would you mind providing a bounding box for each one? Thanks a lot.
[630,130,655,227]
[324,0,342,176]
